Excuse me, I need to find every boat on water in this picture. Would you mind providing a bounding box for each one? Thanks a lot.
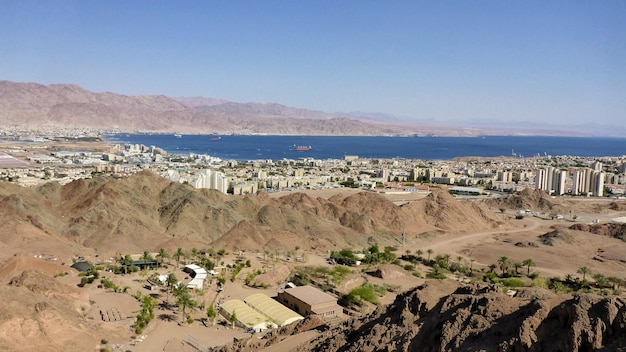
[174,133,182,138]
[293,145,312,151]
[209,136,221,141]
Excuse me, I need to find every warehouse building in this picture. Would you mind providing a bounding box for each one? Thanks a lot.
[277,285,343,319]
[244,293,304,327]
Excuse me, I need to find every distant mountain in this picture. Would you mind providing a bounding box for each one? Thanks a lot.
[0,80,616,136]
[0,81,413,135]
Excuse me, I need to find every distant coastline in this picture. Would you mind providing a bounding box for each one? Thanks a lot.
[106,134,626,161]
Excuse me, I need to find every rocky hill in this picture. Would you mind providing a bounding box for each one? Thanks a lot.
[0,257,131,352]
[0,80,414,135]
[0,171,503,257]
[295,282,626,352]
[486,188,564,213]
[217,280,626,352]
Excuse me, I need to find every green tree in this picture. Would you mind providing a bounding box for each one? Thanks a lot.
[174,247,185,267]
[165,273,178,305]
[142,250,153,270]
[206,306,218,326]
[443,254,451,267]
[497,256,510,276]
[426,249,434,262]
[607,276,623,290]
[593,273,609,288]
[156,248,169,267]
[230,309,237,328]
[416,249,423,259]
[174,286,197,323]
[522,258,536,276]
[121,254,133,275]
[577,266,591,281]
[513,262,522,276]
[548,279,564,293]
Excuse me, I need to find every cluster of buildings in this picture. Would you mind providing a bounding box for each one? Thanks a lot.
[219,285,342,332]
[1,138,626,197]
[535,161,606,197]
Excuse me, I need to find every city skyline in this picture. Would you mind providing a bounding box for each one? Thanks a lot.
[2,1,624,127]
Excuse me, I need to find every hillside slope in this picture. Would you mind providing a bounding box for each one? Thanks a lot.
[0,172,503,257]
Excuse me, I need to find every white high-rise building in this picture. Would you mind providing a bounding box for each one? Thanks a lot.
[193,169,229,194]
[535,167,566,195]
[572,169,585,195]
[571,168,604,197]
[592,171,605,197]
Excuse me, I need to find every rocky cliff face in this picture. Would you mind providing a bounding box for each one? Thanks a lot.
[300,282,626,352]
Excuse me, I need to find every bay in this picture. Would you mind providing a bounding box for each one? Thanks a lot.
[105,134,626,161]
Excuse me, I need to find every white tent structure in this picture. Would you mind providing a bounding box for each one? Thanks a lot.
[220,299,277,333]
[184,264,207,290]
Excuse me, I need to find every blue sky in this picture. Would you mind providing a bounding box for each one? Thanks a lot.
[1,1,624,126]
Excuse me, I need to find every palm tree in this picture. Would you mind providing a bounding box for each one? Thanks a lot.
[593,273,609,288]
[165,273,178,305]
[607,276,623,290]
[522,259,536,276]
[142,250,153,270]
[121,254,133,275]
[174,247,185,268]
[497,256,510,276]
[416,249,423,259]
[488,264,497,273]
[513,262,522,276]
[577,266,591,281]
[174,285,197,323]
[426,249,434,262]
[456,256,463,265]
[548,279,564,293]
[156,248,169,267]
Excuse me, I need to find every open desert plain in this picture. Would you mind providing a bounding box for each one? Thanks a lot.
[0,167,625,352]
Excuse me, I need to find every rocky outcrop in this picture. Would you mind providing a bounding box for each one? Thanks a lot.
[300,282,626,352]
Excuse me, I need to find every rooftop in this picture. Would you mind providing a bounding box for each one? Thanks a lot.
[283,285,337,306]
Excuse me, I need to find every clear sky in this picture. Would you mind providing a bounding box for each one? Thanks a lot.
[1,1,624,126]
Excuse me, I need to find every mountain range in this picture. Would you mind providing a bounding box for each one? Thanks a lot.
[0,80,613,136]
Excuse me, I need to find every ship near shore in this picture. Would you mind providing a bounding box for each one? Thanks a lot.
[293,145,312,151]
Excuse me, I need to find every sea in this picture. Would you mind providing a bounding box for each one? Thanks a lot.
[105,134,626,161]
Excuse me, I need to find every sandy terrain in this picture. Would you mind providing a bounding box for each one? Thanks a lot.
[1,178,626,351]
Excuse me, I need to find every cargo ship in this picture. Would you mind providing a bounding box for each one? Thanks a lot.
[293,145,312,151]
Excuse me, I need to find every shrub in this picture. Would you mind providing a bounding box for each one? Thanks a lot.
[426,271,447,280]
[349,284,381,304]
[483,272,500,283]
[502,278,526,287]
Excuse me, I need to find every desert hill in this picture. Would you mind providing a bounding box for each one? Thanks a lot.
[0,262,130,352]
[0,80,412,135]
[486,188,565,213]
[0,171,503,258]
[294,281,626,352]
